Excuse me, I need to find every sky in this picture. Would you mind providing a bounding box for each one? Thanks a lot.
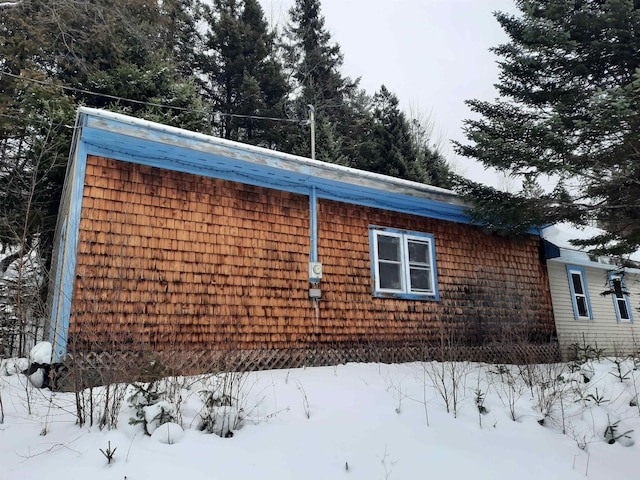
[2,354,639,479]
[260,0,520,188]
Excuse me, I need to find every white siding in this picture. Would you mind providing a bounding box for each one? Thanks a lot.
[547,260,640,359]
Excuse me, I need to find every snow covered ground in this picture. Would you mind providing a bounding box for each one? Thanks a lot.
[1,357,639,479]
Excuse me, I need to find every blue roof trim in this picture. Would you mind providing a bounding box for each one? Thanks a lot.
[76,110,473,225]
[49,218,67,356]
[543,240,561,259]
[48,138,88,361]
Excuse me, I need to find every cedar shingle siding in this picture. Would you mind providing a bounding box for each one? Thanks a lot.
[68,155,555,354]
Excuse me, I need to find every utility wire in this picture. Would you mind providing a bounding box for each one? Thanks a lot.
[0,112,75,128]
[0,70,301,123]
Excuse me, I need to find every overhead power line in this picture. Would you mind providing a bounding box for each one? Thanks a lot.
[0,70,300,123]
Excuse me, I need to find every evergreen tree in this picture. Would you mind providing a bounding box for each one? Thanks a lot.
[366,86,419,180]
[357,86,453,187]
[409,116,454,189]
[62,0,208,128]
[282,0,360,164]
[198,0,289,145]
[1,2,76,259]
[455,0,640,255]
[0,0,209,352]
[157,0,203,78]
[0,0,208,269]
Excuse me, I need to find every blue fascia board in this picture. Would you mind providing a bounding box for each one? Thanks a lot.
[543,239,561,259]
[78,124,473,225]
[48,139,88,361]
[74,108,543,233]
[49,219,67,355]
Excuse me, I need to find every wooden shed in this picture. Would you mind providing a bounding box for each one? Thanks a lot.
[543,236,640,359]
[47,108,557,370]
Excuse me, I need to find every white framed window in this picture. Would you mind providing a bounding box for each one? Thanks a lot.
[566,265,592,320]
[608,273,633,322]
[369,226,438,300]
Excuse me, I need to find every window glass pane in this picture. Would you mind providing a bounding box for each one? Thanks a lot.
[379,262,402,290]
[576,297,588,317]
[371,228,437,297]
[408,240,429,264]
[377,235,401,261]
[410,267,431,292]
[571,273,584,295]
[618,299,630,320]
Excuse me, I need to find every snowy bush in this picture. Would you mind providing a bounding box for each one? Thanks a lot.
[143,400,177,435]
[197,371,250,437]
[128,381,176,435]
[0,244,48,358]
[26,341,52,388]
[3,350,640,478]
[151,422,184,444]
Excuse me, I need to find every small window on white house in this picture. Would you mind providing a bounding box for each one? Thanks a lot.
[567,266,592,320]
[370,226,439,300]
[608,273,633,322]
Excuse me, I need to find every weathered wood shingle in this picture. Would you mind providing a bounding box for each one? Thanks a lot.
[67,155,555,354]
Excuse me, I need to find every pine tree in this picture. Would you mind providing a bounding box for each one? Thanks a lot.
[409,116,454,189]
[0,0,208,277]
[455,0,640,254]
[198,0,289,145]
[366,86,418,180]
[156,0,203,78]
[357,86,453,187]
[282,0,360,164]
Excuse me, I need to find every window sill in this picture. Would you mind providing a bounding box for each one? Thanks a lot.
[373,291,439,301]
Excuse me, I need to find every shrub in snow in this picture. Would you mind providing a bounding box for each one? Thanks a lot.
[24,341,53,388]
[2,358,28,376]
[424,360,470,418]
[151,422,184,444]
[199,388,243,437]
[197,371,250,438]
[531,365,569,430]
[99,441,117,464]
[143,401,177,435]
[474,388,488,415]
[609,358,633,382]
[603,414,634,446]
[570,337,605,363]
[128,381,176,435]
[488,364,524,421]
[585,387,609,406]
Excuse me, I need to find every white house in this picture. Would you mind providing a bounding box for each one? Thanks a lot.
[543,224,640,359]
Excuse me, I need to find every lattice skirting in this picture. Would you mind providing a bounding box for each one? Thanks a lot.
[53,341,561,391]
